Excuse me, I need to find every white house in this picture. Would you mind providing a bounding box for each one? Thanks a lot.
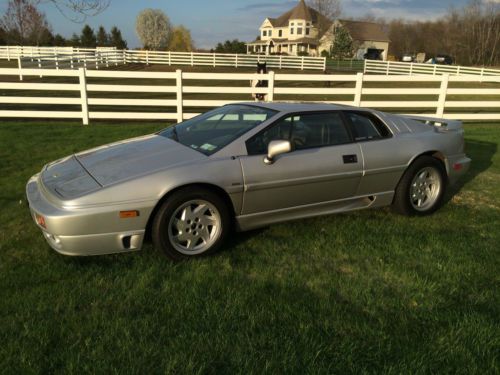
[246,0,390,60]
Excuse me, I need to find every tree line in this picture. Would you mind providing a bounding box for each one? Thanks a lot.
[386,0,499,66]
[0,0,127,48]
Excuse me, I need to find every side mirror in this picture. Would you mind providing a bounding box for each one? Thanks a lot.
[264,140,292,165]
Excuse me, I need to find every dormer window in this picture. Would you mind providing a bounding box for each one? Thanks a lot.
[262,30,267,37]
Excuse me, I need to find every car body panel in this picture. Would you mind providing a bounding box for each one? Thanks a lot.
[26,102,471,256]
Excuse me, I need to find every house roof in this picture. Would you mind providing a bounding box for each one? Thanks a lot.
[267,0,331,29]
[339,19,391,42]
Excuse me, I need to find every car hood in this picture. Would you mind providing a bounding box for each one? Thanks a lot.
[74,134,205,187]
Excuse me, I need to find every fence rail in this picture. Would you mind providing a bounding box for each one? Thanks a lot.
[0,46,327,71]
[0,67,499,125]
[365,59,500,77]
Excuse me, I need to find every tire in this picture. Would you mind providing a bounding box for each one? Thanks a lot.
[392,156,447,216]
[151,187,231,261]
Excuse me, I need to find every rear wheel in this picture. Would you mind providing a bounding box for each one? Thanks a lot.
[152,187,230,261]
[393,156,447,216]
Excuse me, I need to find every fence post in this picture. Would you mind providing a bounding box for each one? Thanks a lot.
[363,60,367,74]
[279,55,283,70]
[436,73,449,118]
[433,65,437,75]
[301,56,304,70]
[456,66,460,76]
[235,54,238,68]
[55,55,59,70]
[323,57,326,71]
[123,50,126,65]
[176,69,184,123]
[17,57,23,81]
[386,61,390,75]
[38,58,42,78]
[78,68,89,125]
[146,50,149,65]
[267,71,275,102]
[213,53,216,68]
[409,63,413,76]
[7,45,10,61]
[354,72,363,107]
[191,52,194,67]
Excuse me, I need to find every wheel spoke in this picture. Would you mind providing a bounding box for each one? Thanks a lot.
[175,231,189,243]
[199,227,211,243]
[192,203,208,215]
[173,218,184,232]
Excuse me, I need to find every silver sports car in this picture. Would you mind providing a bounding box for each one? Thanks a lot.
[27,103,471,260]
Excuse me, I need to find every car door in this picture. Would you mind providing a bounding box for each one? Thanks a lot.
[342,111,402,196]
[239,111,363,215]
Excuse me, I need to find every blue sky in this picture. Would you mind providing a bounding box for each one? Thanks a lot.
[0,0,470,49]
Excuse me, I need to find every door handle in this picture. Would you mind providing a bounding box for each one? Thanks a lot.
[343,154,358,164]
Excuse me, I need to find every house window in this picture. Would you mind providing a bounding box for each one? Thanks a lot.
[262,30,266,37]
[306,27,310,35]
[290,28,294,35]
[297,27,303,35]
[278,30,283,37]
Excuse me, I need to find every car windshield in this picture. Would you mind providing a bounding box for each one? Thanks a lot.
[159,105,277,156]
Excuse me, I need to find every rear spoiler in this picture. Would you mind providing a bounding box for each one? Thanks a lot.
[403,115,463,131]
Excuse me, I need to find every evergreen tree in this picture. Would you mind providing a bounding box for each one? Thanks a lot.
[109,26,127,49]
[80,24,96,47]
[96,26,109,46]
[69,33,80,47]
[330,25,353,59]
[214,39,246,54]
[53,34,66,46]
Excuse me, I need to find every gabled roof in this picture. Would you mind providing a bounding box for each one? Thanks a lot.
[266,0,331,29]
[339,19,391,42]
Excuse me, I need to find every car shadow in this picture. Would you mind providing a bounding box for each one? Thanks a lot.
[444,139,497,202]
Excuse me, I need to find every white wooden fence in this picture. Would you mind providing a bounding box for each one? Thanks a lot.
[365,60,500,77]
[0,46,327,71]
[0,67,499,125]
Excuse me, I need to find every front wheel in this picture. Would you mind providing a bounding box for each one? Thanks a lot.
[152,187,230,261]
[393,156,447,216]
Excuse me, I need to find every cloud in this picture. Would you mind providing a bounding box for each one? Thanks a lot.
[236,1,297,12]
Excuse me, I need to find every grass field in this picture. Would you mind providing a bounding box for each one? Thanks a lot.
[0,120,499,374]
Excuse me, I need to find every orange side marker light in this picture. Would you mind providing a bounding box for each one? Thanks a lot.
[120,210,140,219]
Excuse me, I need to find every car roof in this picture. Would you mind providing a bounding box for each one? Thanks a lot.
[236,102,354,113]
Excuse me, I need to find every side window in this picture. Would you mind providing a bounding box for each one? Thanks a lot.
[246,112,351,155]
[345,112,391,141]
[246,117,292,155]
[291,112,351,150]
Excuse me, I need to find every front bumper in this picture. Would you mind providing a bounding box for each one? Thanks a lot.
[26,174,151,256]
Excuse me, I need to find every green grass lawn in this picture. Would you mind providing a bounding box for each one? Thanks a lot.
[0,120,499,373]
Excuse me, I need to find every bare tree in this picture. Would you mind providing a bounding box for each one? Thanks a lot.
[309,0,342,36]
[136,8,172,50]
[1,0,52,45]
